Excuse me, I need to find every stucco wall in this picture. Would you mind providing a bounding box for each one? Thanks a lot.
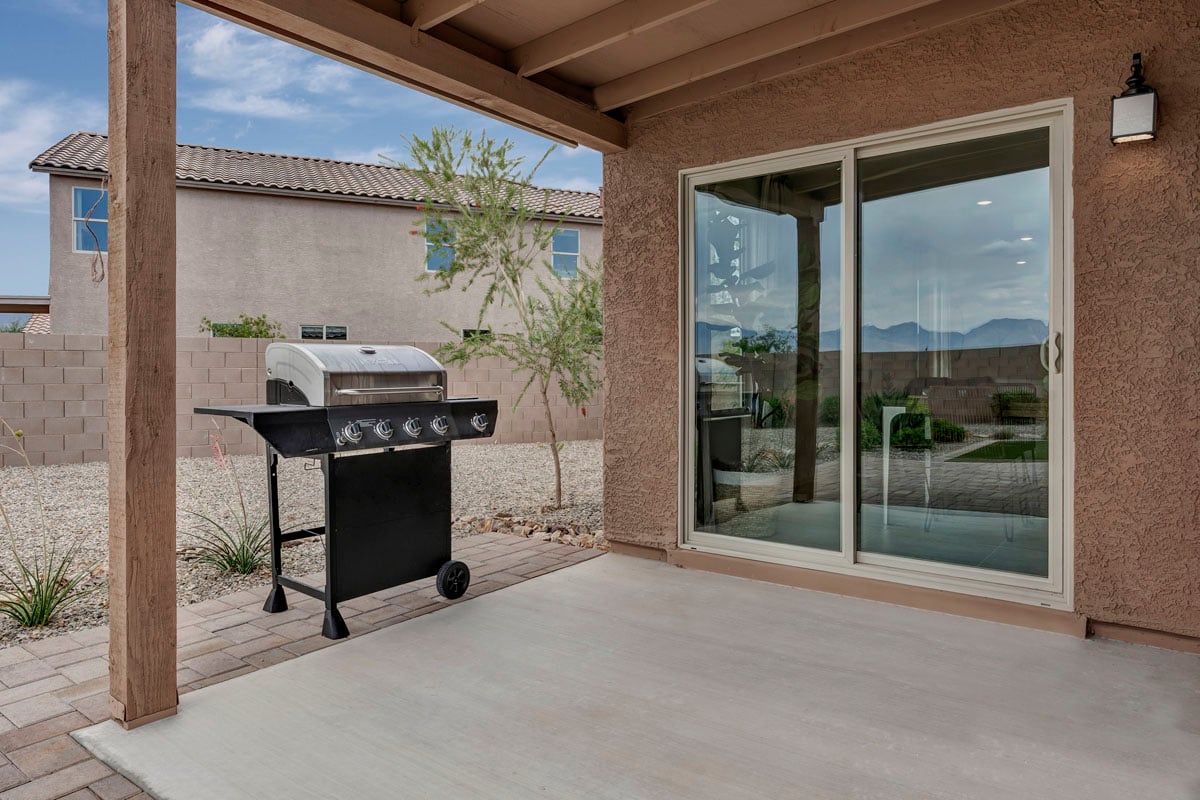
[48,176,602,340]
[602,0,1200,637]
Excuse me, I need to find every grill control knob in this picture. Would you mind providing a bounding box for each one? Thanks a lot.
[374,420,394,440]
[342,422,363,443]
[469,412,489,433]
[403,417,423,438]
[430,416,449,436]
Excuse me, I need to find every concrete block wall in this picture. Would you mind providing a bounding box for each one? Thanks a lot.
[0,333,603,466]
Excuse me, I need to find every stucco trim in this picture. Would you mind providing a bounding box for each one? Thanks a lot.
[1088,621,1200,656]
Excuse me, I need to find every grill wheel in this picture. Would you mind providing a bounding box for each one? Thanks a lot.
[437,560,471,600]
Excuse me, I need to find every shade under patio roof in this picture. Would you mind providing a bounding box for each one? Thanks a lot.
[183,0,1028,153]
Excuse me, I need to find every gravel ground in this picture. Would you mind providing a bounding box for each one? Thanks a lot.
[0,439,601,643]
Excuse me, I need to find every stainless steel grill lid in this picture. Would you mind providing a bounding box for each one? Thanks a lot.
[265,342,446,407]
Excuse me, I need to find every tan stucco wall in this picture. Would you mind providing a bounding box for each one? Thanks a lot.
[602,0,1200,637]
[48,176,602,340]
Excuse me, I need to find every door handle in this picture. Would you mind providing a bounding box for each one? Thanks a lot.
[1053,332,1062,374]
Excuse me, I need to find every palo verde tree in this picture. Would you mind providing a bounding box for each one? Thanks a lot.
[397,128,602,509]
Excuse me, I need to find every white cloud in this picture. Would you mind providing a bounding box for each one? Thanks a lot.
[189,88,311,120]
[332,145,405,165]
[0,78,104,211]
[542,175,600,193]
[179,16,355,121]
[42,0,106,27]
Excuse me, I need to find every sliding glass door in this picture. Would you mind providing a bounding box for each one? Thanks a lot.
[683,104,1068,605]
[691,160,843,551]
[857,129,1052,578]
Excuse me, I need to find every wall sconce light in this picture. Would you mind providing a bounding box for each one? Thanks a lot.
[1111,53,1158,144]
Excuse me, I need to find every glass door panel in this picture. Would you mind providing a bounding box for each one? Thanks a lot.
[856,128,1052,577]
[692,161,843,549]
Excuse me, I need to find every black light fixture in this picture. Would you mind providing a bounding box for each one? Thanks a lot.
[1111,53,1158,144]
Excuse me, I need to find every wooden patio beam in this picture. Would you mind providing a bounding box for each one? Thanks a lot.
[0,300,49,315]
[507,0,721,78]
[402,0,486,31]
[184,0,627,153]
[107,0,178,729]
[625,0,1025,120]
[593,0,946,111]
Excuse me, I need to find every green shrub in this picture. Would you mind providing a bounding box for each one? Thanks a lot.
[188,512,270,575]
[200,313,284,339]
[818,395,839,426]
[0,421,99,627]
[890,425,932,449]
[931,418,967,443]
[187,433,271,574]
[860,391,910,432]
[859,419,882,450]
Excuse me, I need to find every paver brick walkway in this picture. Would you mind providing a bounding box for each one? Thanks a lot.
[0,533,601,799]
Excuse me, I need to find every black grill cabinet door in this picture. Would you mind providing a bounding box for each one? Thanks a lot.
[327,446,452,602]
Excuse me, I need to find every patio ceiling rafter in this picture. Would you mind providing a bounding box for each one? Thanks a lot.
[506,0,723,78]
[401,0,488,31]
[593,0,949,111]
[173,0,1035,154]
[624,0,1030,121]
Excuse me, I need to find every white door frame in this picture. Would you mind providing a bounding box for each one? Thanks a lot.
[678,98,1075,610]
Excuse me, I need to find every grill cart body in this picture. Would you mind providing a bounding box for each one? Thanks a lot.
[196,343,496,639]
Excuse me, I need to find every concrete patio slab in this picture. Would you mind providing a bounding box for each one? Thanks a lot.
[75,555,1200,799]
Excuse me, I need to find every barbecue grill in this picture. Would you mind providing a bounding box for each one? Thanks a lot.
[196,342,497,639]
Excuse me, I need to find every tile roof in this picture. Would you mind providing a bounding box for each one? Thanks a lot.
[30,132,602,221]
[21,314,51,335]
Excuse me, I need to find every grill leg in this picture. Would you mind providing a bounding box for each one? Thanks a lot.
[322,607,349,640]
[320,453,349,640]
[263,448,288,614]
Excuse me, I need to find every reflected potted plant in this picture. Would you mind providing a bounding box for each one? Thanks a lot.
[713,448,795,513]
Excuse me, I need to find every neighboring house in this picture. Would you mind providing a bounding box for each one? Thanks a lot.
[29,132,602,340]
[20,313,51,334]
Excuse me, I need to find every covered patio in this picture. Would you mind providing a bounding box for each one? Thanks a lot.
[78,554,1199,799]
[86,0,1199,796]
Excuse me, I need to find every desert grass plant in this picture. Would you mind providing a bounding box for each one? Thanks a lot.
[0,420,98,627]
[187,432,270,574]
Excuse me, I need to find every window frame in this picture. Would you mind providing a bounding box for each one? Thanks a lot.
[677,99,1075,611]
[551,227,580,278]
[71,186,109,255]
[424,220,455,272]
[299,324,349,340]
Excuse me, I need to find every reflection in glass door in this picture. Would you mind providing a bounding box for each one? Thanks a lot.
[856,129,1053,578]
[692,161,843,550]
[686,106,1066,601]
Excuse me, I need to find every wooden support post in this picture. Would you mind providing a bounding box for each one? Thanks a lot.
[792,215,821,504]
[107,0,178,729]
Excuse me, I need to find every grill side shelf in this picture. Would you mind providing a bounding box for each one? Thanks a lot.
[194,405,335,457]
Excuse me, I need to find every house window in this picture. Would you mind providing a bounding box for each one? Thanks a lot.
[425,221,455,271]
[72,187,108,253]
[551,229,579,277]
[300,325,348,340]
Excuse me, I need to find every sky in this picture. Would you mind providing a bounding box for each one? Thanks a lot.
[0,0,602,298]
[697,163,1050,341]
